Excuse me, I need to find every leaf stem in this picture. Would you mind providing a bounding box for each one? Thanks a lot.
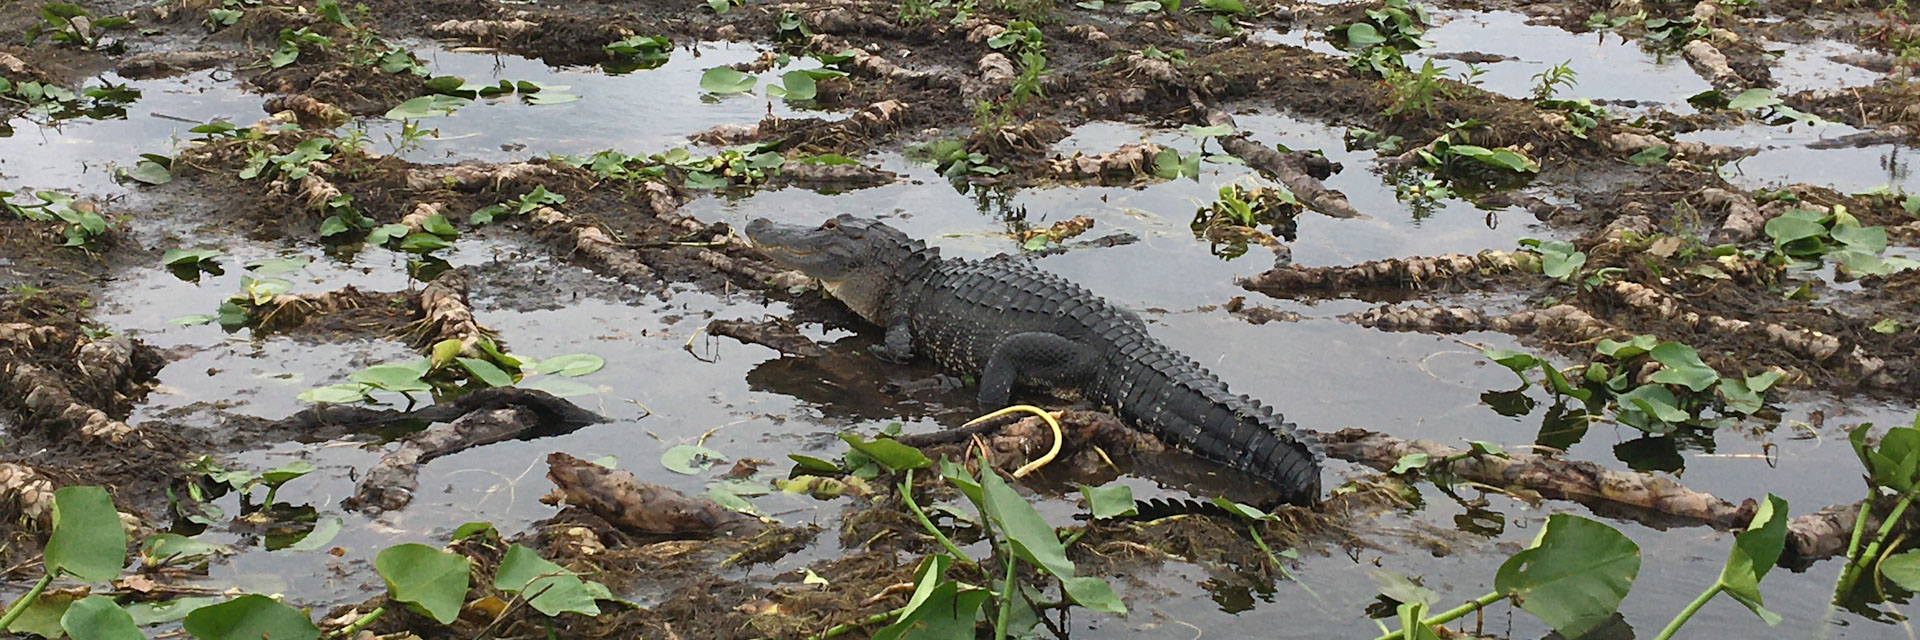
[1247,525,1322,604]
[1838,487,1920,594]
[1370,591,1507,640]
[0,575,53,632]
[1653,583,1722,640]
[899,469,972,566]
[993,551,1017,640]
[811,608,900,640]
[331,606,386,637]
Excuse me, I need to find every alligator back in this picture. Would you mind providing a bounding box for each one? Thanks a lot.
[902,256,1323,504]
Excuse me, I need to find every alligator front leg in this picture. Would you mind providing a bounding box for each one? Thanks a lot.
[869,316,915,363]
[977,332,1093,409]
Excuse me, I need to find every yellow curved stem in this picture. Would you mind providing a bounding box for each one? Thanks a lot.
[963,405,1063,478]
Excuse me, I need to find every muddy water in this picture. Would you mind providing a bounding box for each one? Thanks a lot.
[5,17,1918,639]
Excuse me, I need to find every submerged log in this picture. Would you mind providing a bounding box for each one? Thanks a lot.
[1203,108,1364,219]
[346,389,608,512]
[543,452,765,537]
[707,317,827,358]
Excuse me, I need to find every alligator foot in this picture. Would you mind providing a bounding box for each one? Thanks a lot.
[882,374,965,396]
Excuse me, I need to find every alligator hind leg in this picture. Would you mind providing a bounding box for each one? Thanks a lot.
[977,332,1093,409]
[869,317,915,363]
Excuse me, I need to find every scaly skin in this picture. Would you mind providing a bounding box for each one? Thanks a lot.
[747,215,1324,505]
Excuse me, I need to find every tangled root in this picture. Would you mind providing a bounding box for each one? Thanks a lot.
[1240,251,1539,296]
[1347,303,1614,342]
[0,463,58,527]
[1048,143,1165,182]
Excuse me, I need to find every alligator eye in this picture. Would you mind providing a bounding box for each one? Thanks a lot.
[821,219,838,229]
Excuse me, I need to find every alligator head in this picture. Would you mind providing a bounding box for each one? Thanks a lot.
[745,215,929,323]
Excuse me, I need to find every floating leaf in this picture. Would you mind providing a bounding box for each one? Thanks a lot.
[452,522,498,541]
[181,595,319,640]
[1726,88,1781,111]
[1450,145,1540,173]
[788,454,840,473]
[526,92,581,105]
[662,444,726,475]
[1391,453,1430,474]
[245,256,309,275]
[298,384,367,404]
[1078,484,1137,520]
[375,544,471,624]
[60,595,142,640]
[1371,570,1436,608]
[531,354,605,377]
[282,515,343,552]
[699,67,757,94]
[139,533,229,567]
[350,362,432,392]
[125,160,173,185]
[162,248,223,266]
[123,598,221,627]
[383,95,470,119]
[457,357,514,387]
[1494,514,1640,638]
[519,378,600,397]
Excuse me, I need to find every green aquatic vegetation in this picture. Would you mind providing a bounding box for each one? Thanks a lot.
[700,66,757,94]
[471,184,566,224]
[317,194,375,238]
[268,27,332,68]
[1688,87,1825,126]
[1484,335,1784,434]
[494,544,619,616]
[376,544,470,623]
[1369,483,1786,638]
[1419,138,1540,174]
[123,153,174,185]
[1334,0,1431,52]
[26,2,132,50]
[1538,97,1607,139]
[3,190,110,248]
[1836,417,1920,596]
[1382,59,1445,117]
[914,139,1005,177]
[1516,239,1584,280]
[1528,61,1577,101]
[1764,204,1919,276]
[299,349,605,404]
[1,487,127,635]
[603,35,671,71]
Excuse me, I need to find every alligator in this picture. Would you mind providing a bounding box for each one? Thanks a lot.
[745,215,1325,506]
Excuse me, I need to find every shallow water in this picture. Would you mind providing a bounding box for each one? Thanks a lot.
[1411,11,1712,107]
[361,42,846,163]
[1683,122,1917,195]
[3,29,1917,639]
